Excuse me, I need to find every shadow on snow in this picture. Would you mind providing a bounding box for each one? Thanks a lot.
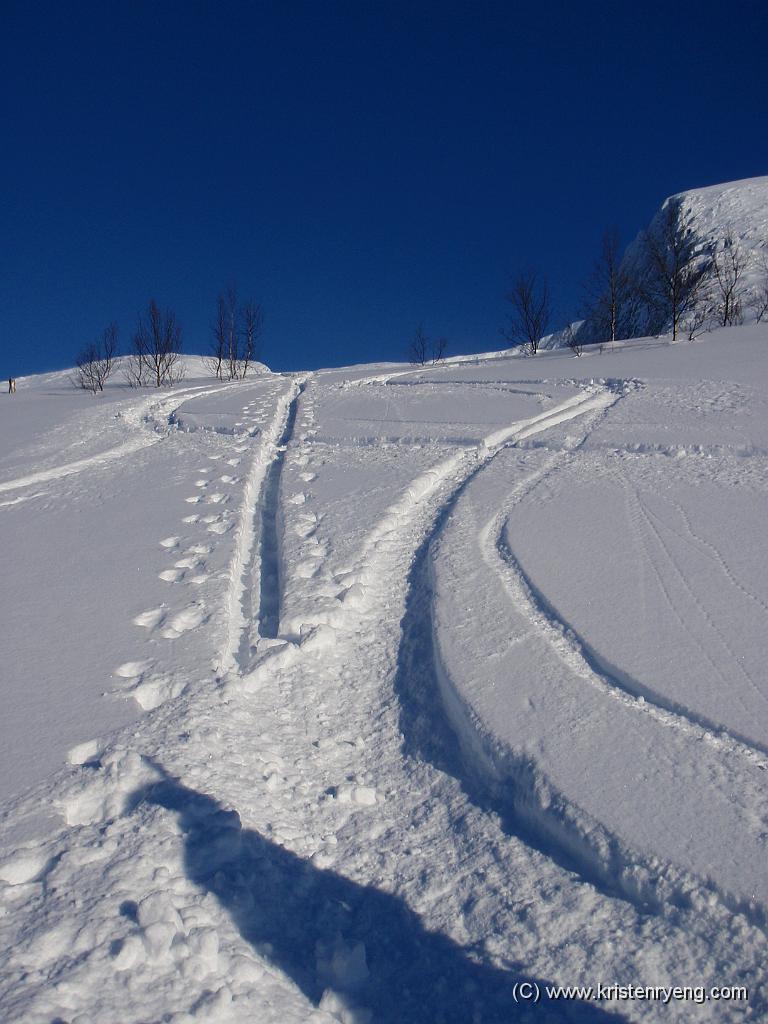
[131,763,622,1023]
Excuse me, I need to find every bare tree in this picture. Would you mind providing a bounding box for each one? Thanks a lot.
[501,270,550,354]
[756,255,768,323]
[207,290,263,380]
[239,300,263,378]
[220,286,240,382]
[684,301,711,341]
[581,229,642,346]
[562,322,583,356]
[409,324,429,365]
[208,288,238,380]
[206,296,228,380]
[431,336,448,364]
[640,198,712,341]
[129,299,184,388]
[710,228,748,327]
[72,323,119,393]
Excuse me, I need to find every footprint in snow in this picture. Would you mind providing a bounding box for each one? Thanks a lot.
[186,543,212,555]
[160,603,207,639]
[206,492,228,504]
[0,853,51,885]
[182,514,199,524]
[185,495,202,504]
[159,536,180,549]
[174,555,203,570]
[226,458,241,466]
[195,479,209,488]
[114,659,153,680]
[67,738,103,766]
[133,607,165,630]
[159,568,185,583]
[207,521,232,535]
[299,471,317,482]
[219,475,238,484]
[294,521,316,539]
[130,674,187,710]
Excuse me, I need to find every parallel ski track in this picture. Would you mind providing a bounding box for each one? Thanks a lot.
[219,377,305,677]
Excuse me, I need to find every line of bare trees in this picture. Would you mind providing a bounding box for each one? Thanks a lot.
[72,299,185,393]
[206,286,263,380]
[409,324,448,365]
[73,289,265,394]
[502,198,768,357]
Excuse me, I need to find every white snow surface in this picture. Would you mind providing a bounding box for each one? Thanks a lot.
[1,333,768,1022]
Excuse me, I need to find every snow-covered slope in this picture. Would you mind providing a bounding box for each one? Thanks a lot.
[624,175,768,323]
[657,175,768,268]
[541,176,768,352]
[1,328,767,1022]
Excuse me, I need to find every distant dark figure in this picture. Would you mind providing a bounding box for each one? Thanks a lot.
[8,378,16,394]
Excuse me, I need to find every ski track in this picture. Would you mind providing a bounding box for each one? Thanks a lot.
[0,382,239,495]
[427,400,768,927]
[494,533,768,767]
[218,377,305,677]
[255,383,305,642]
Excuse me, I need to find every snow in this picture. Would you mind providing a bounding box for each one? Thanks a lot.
[1,328,768,1021]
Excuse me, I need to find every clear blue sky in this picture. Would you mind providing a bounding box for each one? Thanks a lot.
[2,0,767,376]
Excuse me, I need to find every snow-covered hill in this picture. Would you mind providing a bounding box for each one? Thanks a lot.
[538,176,768,353]
[1,328,767,1021]
[623,175,768,319]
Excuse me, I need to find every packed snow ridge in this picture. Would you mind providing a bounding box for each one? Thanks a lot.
[3,313,768,1016]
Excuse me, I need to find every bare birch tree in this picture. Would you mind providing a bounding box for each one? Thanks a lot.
[562,322,583,356]
[581,229,642,345]
[239,300,263,378]
[431,336,448,363]
[756,255,768,323]
[207,289,263,380]
[501,270,550,354]
[640,199,712,341]
[409,324,429,365]
[207,296,228,379]
[710,228,748,327]
[72,323,119,393]
[129,300,184,387]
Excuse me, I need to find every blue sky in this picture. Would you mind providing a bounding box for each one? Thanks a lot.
[2,0,767,376]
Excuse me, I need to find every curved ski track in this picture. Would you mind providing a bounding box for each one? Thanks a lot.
[0,382,242,496]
